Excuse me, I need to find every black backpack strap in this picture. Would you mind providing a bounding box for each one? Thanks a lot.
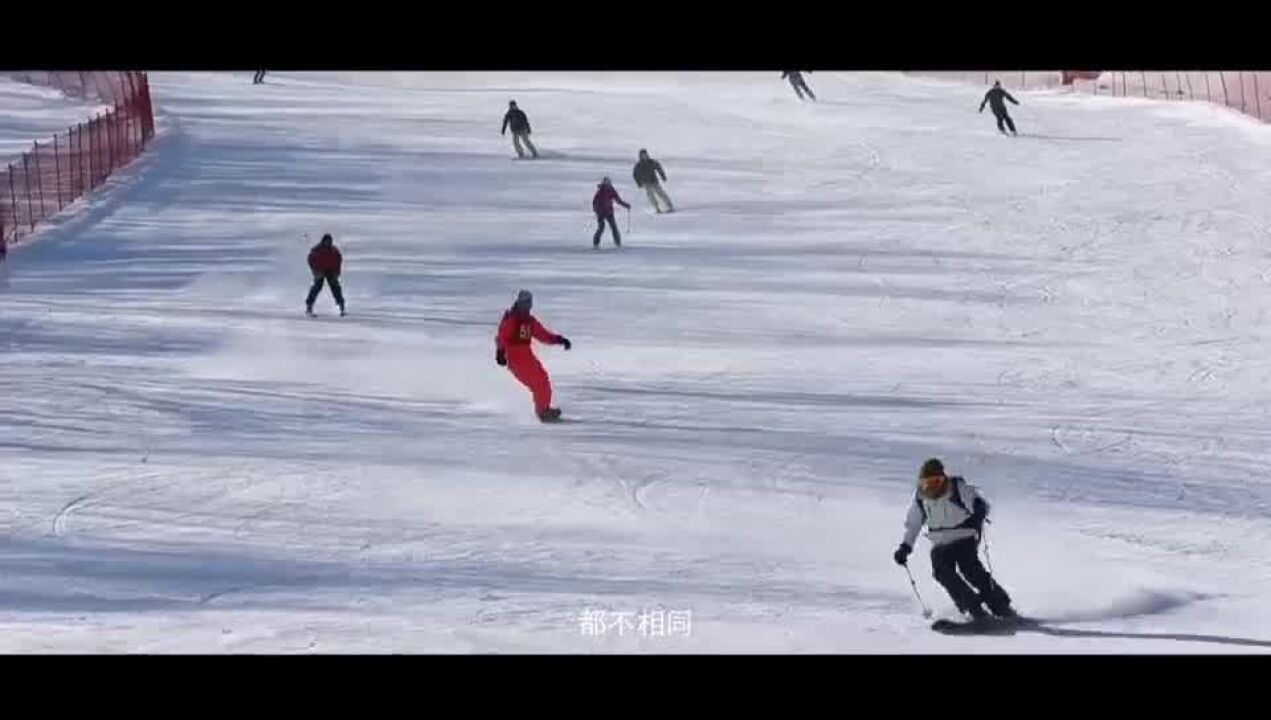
[948,477,969,514]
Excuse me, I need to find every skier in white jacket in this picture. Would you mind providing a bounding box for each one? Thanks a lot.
[893,458,1015,621]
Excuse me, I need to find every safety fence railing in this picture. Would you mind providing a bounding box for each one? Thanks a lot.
[0,71,155,247]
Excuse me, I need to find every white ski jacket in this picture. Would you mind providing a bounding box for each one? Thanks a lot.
[901,476,988,549]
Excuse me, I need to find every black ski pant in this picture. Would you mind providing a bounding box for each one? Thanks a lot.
[306,272,345,310]
[790,77,816,101]
[593,211,620,247]
[930,536,1012,615]
[254,70,266,84]
[994,110,1017,134]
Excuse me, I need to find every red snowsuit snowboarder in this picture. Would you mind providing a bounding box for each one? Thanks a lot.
[496,290,571,421]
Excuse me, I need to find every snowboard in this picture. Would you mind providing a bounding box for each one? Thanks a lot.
[931,615,1037,636]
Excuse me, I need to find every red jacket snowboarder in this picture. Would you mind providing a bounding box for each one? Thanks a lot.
[592,177,630,248]
[496,289,571,422]
[306,233,345,316]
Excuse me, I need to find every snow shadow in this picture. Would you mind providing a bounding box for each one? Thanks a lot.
[1019,134,1120,143]
[1019,624,1271,649]
[0,534,890,617]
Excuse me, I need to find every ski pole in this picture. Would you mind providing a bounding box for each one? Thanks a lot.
[626,206,631,235]
[903,564,933,619]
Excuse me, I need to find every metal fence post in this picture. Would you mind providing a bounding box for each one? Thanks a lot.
[8,164,17,237]
[1220,72,1229,106]
[106,111,115,173]
[1204,73,1212,103]
[33,141,46,217]
[54,134,63,210]
[23,154,35,231]
[76,123,83,196]
[1239,71,1247,112]
[1255,73,1263,119]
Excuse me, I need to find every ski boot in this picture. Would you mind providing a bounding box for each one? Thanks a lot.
[964,603,990,623]
[537,408,563,423]
[305,305,315,317]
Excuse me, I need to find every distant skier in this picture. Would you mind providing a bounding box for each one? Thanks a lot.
[782,71,816,101]
[496,290,571,422]
[979,80,1020,136]
[591,177,631,248]
[632,149,674,214]
[501,100,539,159]
[893,458,1017,623]
[253,70,267,85]
[305,233,345,317]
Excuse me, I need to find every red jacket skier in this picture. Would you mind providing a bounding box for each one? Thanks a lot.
[496,289,572,422]
[306,233,345,316]
[591,177,630,248]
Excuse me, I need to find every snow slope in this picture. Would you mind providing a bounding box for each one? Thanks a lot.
[1,71,1269,653]
[0,77,109,162]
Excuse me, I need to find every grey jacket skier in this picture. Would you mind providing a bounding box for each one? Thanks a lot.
[502,100,539,159]
[979,81,1020,135]
[893,458,1015,621]
[632,149,674,213]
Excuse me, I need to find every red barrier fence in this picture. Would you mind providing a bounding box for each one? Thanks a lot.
[908,71,1271,124]
[0,71,155,246]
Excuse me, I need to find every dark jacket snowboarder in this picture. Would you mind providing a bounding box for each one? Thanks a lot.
[501,101,538,158]
[893,458,1015,622]
[305,233,345,316]
[782,70,816,101]
[633,149,675,213]
[979,81,1020,135]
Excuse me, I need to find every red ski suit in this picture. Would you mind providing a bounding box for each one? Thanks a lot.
[497,309,565,414]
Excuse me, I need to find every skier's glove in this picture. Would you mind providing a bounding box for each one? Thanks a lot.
[496,349,507,366]
[893,543,912,566]
[559,337,572,350]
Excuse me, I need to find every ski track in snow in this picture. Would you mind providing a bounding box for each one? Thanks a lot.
[0,71,1269,652]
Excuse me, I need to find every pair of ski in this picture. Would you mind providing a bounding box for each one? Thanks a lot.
[931,615,1040,636]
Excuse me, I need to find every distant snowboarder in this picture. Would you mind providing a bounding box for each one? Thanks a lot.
[632,149,674,214]
[782,71,816,101]
[496,290,571,422]
[501,100,539,159]
[305,233,345,317]
[979,80,1020,136]
[591,177,631,248]
[893,458,1017,623]
[253,70,267,85]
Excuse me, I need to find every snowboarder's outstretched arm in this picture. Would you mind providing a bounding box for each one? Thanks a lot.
[1005,91,1020,105]
[501,112,511,136]
[979,93,989,112]
[529,317,570,348]
[655,161,667,182]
